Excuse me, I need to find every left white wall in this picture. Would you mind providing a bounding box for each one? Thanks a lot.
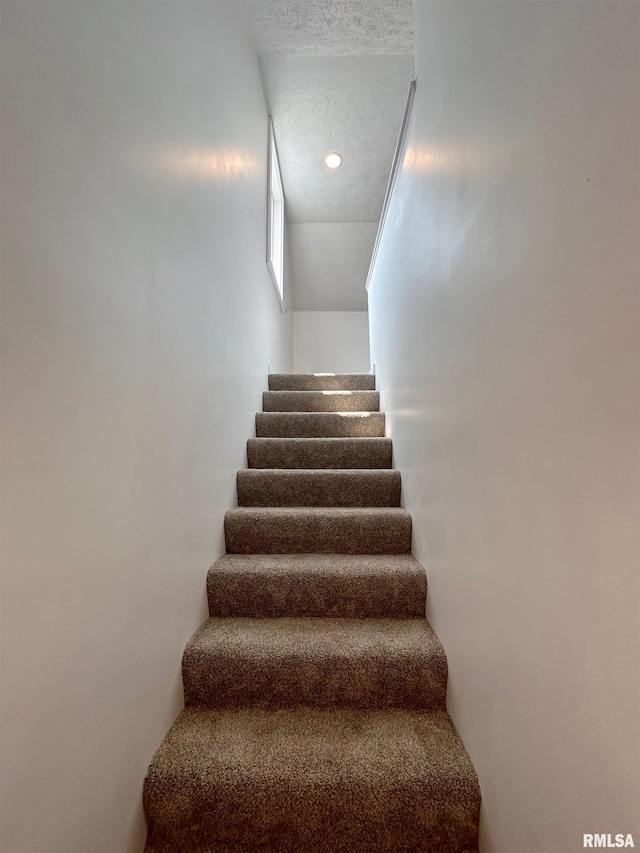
[0,3,292,851]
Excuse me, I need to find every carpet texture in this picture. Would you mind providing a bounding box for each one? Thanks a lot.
[144,372,481,852]
[144,708,479,853]
[237,469,401,507]
[206,553,427,618]
[255,411,386,437]
[182,617,447,710]
[247,437,392,469]
[263,389,379,412]
[224,507,412,554]
[268,373,376,391]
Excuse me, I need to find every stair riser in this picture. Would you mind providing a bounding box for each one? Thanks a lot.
[145,774,479,853]
[263,391,379,412]
[256,412,386,438]
[247,438,392,469]
[224,512,412,554]
[269,373,376,391]
[237,470,401,507]
[146,806,479,853]
[183,648,446,711]
[207,572,426,618]
[146,808,479,853]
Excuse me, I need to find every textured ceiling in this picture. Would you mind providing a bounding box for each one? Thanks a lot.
[237,0,413,56]
[236,0,414,308]
[261,54,415,222]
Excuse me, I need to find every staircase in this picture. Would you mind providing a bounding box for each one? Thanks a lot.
[143,373,481,853]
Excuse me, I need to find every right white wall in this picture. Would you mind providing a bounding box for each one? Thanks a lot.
[368,3,639,851]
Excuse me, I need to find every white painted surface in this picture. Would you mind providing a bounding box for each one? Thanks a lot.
[237,1,414,315]
[293,312,370,374]
[368,2,639,852]
[239,0,412,56]
[0,3,292,852]
[258,54,415,223]
[289,222,377,310]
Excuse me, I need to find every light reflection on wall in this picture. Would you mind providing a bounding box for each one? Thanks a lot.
[135,147,257,181]
[402,138,507,179]
[402,141,465,175]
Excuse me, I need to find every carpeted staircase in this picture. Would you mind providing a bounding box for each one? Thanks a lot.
[143,373,481,853]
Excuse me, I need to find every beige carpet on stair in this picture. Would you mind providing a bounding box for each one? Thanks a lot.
[143,373,481,852]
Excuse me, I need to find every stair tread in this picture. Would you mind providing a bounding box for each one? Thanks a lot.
[183,616,447,709]
[269,373,375,391]
[239,466,399,474]
[227,506,410,517]
[225,507,412,555]
[237,468,401,507]
[187,616,443,661]
[144,707,480,853]
[210,552,424,576]
[247,437,392,469]
[250,436,390,443]
[263,390,380,412]
[146,706,477,786]
[207,553,426,618]
[256,411,386,438]
[182,617,447,708]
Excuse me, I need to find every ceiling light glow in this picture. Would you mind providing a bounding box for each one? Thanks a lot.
[325,152,343,169]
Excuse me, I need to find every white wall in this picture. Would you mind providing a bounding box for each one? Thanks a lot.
[293,312,370,374]
[288,223,376,310]
[368,2,639,852]
[0,3,292,852]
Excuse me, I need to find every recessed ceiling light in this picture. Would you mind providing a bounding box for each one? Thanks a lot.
[325,152,343,169]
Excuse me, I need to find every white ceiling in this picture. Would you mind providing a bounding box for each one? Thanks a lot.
[237,0,413,56]
[236,0,414,309]
[260,54,415,223]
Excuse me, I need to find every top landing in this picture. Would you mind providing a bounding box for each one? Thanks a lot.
[269,374,375,392]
